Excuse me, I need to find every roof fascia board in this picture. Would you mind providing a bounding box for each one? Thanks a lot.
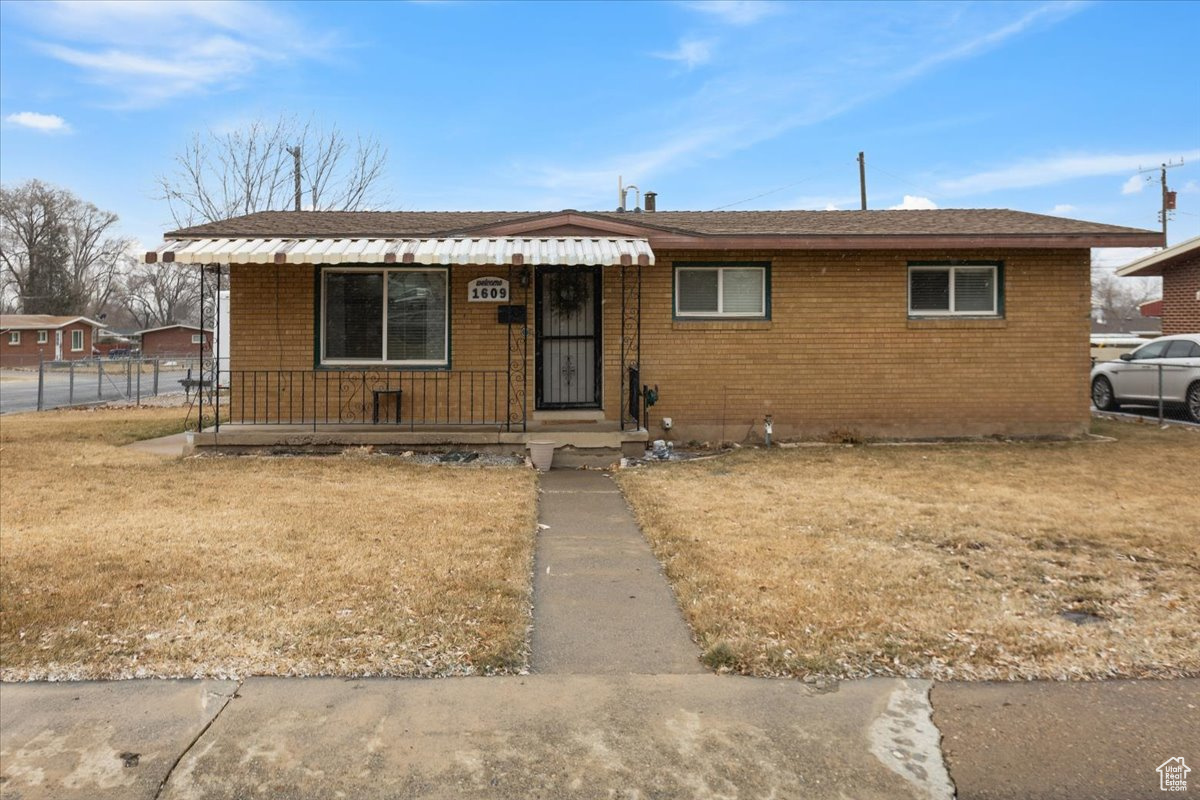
[0,316,104,329]
[1115,236,1200,277]
[645,233,1165,250]
[136,324,211,335]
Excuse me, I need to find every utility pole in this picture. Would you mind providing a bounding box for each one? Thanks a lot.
[1138,158,1183,240]
[286,145,302,211]
[857,151,867,210]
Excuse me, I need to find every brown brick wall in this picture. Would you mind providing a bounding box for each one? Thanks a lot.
[140,327,212,357]
[1161,257,1200,336]
[0,322,95,366]
[228,263,530,424]
[227,248,1092,437]
[632,248,1092,440]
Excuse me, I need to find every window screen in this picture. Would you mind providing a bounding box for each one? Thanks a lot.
[676,266,766,317]
[323,269,448,364]
[71,330,84,350]
[910,270,950,312]
[324,272,384,360]
[909,264,1000,316]
[677,269,719,314]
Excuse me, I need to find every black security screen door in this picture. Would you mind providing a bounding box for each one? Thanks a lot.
[536,266,602,409]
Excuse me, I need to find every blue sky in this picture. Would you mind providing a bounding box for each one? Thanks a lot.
[1,0,1198,269]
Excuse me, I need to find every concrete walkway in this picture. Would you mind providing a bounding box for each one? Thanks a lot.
[123,432,189,458]
[531,469,703,674]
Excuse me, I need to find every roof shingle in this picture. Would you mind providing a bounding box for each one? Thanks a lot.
[166,208,1156,240]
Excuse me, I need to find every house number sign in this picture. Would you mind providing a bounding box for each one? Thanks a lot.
[468,277,510,302]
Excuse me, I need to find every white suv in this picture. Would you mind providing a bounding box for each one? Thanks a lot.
[1090,333,1200,422]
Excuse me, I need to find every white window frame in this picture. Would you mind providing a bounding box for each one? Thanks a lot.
[320,266,450,367]
[674,265,768,318]
[191,333,203,344]
[71,329,84,351]
[7,331,20,345]
[37,330,48,344]
[908,264,1000,317]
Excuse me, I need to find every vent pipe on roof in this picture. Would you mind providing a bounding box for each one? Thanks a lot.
[617,176,640,212]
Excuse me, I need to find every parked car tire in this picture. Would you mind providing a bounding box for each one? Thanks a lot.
[1091,376,1120,411]
[1187,382,1200,423]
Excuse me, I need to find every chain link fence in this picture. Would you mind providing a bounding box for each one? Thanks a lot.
[0,356,206,414]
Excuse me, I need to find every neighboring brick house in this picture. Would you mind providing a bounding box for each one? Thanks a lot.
[0,315,102,365]
[145,208,1159,449]
[1117,236,1200,335]
[137,324,213,357]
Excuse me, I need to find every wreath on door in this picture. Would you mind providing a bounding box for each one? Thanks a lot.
[550,271,591,318]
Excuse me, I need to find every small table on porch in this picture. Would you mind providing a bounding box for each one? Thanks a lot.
[371,388,403,424]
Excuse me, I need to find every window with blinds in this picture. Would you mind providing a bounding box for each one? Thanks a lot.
[322,268,449,365]
[675,265,768,318]
[908,264,1000,316]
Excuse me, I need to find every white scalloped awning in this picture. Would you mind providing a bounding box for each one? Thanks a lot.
[144,237,655,267]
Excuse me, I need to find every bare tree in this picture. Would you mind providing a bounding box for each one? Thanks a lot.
[1,180,130,316]
[157,115,388,228]
[119,261,203,329]
[1091,271,1160,324]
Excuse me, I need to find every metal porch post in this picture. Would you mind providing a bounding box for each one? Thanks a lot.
[620,258,627,431]
[506,261,513,432]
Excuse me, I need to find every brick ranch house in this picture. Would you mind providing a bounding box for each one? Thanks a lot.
[137,323,213,358]
[144,208,1160,457]
[1117,235,1200,335]
[0,315,102,365]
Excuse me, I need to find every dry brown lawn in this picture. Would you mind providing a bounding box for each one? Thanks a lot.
[1,407,537,680]
[617,421,1200,681]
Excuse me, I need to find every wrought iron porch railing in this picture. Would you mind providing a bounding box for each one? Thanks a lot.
[216,369,517,429]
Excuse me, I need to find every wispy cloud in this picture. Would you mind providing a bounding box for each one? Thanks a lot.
[653,38,715,70]
[889,195,938,210]
[939,150,1200,195]
[16,1,334,107]
[1051,203,1078,214]
[4,111,71,133]
[681,1,781,26]
[1121,174,1146,195]
[520,3,1085,205]
[894,2,1085,83]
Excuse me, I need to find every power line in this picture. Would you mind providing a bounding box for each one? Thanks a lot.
[708,163,852,211]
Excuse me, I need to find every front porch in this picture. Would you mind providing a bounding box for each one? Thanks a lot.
[154,233,659,462]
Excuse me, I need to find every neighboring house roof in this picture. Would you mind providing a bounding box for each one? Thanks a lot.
[1091,315,1161,336]
[1139,298,1163,317]
[1116,235,1200,277]
[0,314,103,330]
[163,208,1160,248]
[136,323,212,336]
